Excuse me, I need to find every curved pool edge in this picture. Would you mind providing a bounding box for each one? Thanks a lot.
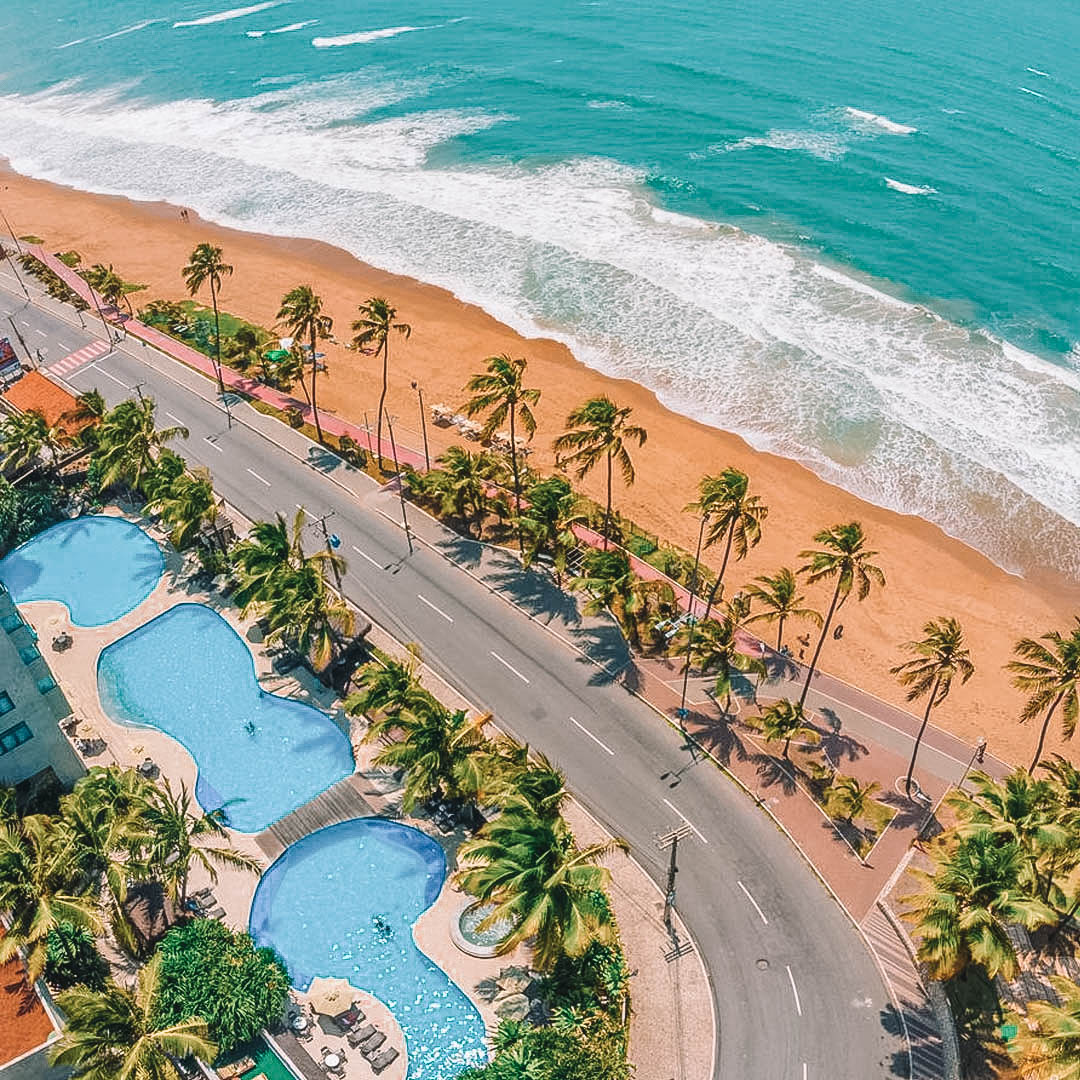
[95,601,356,835]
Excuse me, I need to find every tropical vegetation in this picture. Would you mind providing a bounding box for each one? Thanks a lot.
[277,285,332,444]
[351,296,411,466]
[182,243,233,398]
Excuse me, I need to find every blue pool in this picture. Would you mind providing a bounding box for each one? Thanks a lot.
[250,819,488,1079]
[97,604,355,833]
[0,516,163,626]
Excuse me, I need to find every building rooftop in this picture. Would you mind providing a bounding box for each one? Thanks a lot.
[2,372,91,438]
[0,950,56,1070]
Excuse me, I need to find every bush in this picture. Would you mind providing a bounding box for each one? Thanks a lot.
[153,920,290,1054]
[624,533,656,558]
[0,476,67,556]
[44,922,109,990]
[458,1021,629,1080]
[284,407,304,428]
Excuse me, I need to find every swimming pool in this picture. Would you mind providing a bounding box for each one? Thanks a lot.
[97,604,355,833]
[249,819,488,1079]
[0,516,163,626]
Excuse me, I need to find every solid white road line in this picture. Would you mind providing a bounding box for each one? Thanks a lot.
[417,593,453,623]
[786,965,802,1017]
[570,716,615,756]
[803,1063,808,1080]
[245,467,271,487]
[736,880,769,925]
[490,650,530,684]
[202,436,224,453]
[57,343,70,352]
[351,544,382,568]
[662,797,709,844]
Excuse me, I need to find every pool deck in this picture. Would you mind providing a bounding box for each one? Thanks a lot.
[26,509,711,1080]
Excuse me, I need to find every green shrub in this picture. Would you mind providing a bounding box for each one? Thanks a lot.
[153,920,290,1054]
[284,407,304,428]
[44,922,109,990]
[624,533,656,558]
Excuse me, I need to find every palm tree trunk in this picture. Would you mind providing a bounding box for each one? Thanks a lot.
[208,278,226,398]
[782,736,791,759]
[702,522,736,623]
[376,341,389,468]
[309,327,324,444]
[776,615,785,651]
[509,407,523,553]
[904,675,939,797]
[604,450,613,549]
[798,580,842,710]
[1029,692,1065,775]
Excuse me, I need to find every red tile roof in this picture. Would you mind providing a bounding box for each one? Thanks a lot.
[3,371,92,436]
[0,954,55,1067]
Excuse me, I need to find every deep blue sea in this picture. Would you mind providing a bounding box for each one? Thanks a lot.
[2,0,1079,577]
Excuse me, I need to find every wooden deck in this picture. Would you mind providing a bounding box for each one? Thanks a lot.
[256,773,388,861]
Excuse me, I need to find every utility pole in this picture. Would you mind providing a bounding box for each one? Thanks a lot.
[86,279,113,347]
[6,314,33,365]
[656,823,692,951]
[385,413,414,555]
[304,508,343,592]
[411,380,431,471]
[0,242,30,302]
[0,203,21,253]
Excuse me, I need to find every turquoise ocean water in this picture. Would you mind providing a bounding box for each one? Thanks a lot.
[2,0,1078,577]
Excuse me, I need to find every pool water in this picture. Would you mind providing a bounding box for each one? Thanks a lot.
[0,516,163,626]
[97,604,354,833]
[249,819,488,1079]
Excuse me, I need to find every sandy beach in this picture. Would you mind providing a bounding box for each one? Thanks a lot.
[2,164,1077,769]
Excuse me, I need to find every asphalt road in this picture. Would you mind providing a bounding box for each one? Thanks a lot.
[2,276,906,1080]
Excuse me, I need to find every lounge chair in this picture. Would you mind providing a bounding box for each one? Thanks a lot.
[204,906,226,920]
[333,1007,364,1030]
[346,1023,375,1048]
[369,1048,399,1074]
[360,1031,386,1056]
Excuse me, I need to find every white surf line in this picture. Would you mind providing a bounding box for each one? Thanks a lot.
[202,436,224,453]
[662,797,709,844]
[351,544,382,568]
[736,880,768,925]
[786,965,803,1016]
[417,593,453,623]
[490,650,530,684]
[245,467,271,487]
[570,716,615,756]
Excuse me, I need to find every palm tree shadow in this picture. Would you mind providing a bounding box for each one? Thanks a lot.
[435,533,485,572]
[683,706,749,767]
[306,445,346,475]
[876,790,927,831]
[486,562,584,629]
[751,752,799,796]
[570,624,632,685]
[815,706,870,764]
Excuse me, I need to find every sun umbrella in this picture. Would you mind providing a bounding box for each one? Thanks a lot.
[494,993,530,1021]
[306,977,357,1016]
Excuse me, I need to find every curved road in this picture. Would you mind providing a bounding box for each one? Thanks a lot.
[2,281,903,1079]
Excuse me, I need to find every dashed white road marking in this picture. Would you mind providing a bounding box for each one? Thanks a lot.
[417,593,453,623]
[245,467,271,487]
[351,545,382,568]
[99,368,127,387]
[737,880,769,925]
[786,965,802,1016]
[662,797,709,844]
[33,328,47,337]
[570,716,615,756]
[203,436,224,453]
[165,411,184,425]
[490,650,530,684]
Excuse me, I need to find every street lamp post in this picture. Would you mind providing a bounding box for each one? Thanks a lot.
[677,512,711,724]
[410,380,431,471]
[0,242,30,302]
[385,413,414,555]
[918,735,987,840]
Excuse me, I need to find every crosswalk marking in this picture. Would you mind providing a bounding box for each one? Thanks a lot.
[47,339,110,377]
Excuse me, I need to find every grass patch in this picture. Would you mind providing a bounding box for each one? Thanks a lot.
[18,234,43,245]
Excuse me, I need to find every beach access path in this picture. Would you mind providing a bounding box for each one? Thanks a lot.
[1,262,956,1079]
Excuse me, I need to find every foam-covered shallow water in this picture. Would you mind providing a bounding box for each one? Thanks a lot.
[2,0,1079,579]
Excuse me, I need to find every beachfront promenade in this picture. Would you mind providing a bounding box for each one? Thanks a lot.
[0,264,956,1078]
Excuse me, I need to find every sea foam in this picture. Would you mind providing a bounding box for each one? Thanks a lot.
[312,26,423,48]
[173,2,282,29]
[2,78,1079,580]
[843,107,917,134]
[884,177,937,195]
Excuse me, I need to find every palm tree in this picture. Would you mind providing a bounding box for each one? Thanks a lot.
[1008,974,1080,1079]
[463,354,541,549]
[891,617,975,797]
[49,954,216,1080]
[901,829,1055,981]
[571,548,672,650]
[553,397,647,548]
[744,568,821,651]
[0,815,101,981]
[456,807,627,970]
[673,602,766,712]
[0,409,68,476]
[85,264,134,317]
[825,775,883,827]
[345,650,436,725]
[424,446,506,537]
[516,476,587,586]
[182,243,233,398]
[276,286,333,444]
[797,523,885,709]
[351,298,411,466]
[365,704,489,812]
[686,469,768,620]
[95,398,188,492]
[1007,620,1080,775]
[263,563,355,671]
[147,468,217,550]
[497,751,569,822]
[142,779,259,908]
[63,390,107,448]
[753,698,820,759]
